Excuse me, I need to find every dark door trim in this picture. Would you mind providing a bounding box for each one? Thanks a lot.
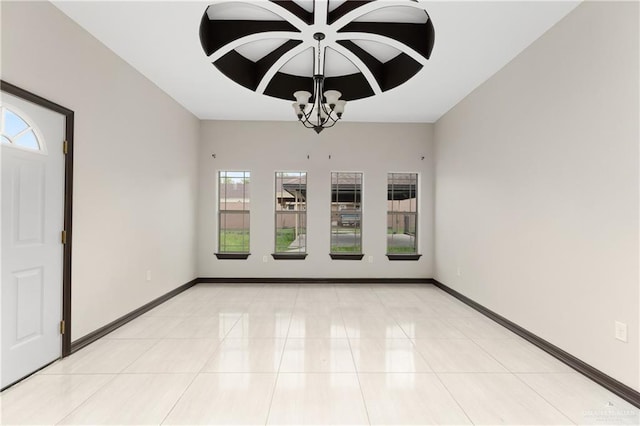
[1,80,74,357]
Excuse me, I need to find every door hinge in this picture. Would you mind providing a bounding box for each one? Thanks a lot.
[60,320,65,335]
[61,230,67,245]
[63,140,68,154]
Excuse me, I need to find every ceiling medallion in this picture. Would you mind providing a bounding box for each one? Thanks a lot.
[199,0,435,133]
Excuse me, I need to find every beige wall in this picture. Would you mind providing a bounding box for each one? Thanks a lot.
[434,1,639,389]
[198,120,434,278]
[1,1,200,340]
[3,0,637,393]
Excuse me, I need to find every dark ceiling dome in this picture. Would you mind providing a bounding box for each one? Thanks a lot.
[200,0,435,102]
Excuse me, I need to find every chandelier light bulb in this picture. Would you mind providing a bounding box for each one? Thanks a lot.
[292,102,303,119]
[334,100,346,117]
[293,91,312,108]
[323,90,342,108]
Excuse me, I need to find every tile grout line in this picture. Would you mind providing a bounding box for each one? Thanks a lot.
[48,372,119,426]
[409,285,539,425]
[158,284,245,426]
[339,284,373,426]
[511,372,578,425]
[385,286,475,425]
[430,372,476,425]
[264,284,300,426]
[15,282,628,425]
[52,338,158,425]
[461,336,514,374]
[52,304,191,425]
[158,283,272,425]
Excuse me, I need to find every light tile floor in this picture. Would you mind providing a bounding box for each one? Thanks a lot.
[1,283,638,425]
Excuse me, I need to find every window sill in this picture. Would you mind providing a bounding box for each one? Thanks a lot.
[271,253,307,260]
[386,254,422,261]
[330,253,365,260]
[215,253,251,260]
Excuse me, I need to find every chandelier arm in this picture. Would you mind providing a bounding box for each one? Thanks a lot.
[302,108,315,120]
[321,117,340,129]
[301,102,316,121]
[299,120,316,129]
[327,112,341,126]
[320,102,334,116]
[300,104,317,129]
[299,110,318,128]
[299,115,315,127]
[326,115,338,125]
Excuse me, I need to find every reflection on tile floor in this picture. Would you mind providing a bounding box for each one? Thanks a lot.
[1,283,638,425]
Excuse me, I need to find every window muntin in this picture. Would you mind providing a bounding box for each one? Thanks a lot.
[387,173,418,254]
[4,109,29,137]
[331,172,362,254]
[275,172,307,254]
[218,171,250,253]
[0,106,44,152]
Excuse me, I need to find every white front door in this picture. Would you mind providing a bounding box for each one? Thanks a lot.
[1,92,66,388]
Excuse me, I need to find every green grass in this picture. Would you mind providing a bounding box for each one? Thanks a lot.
[387,246,417,254]
[275,228,307,252]
[276,228,296,252]
[330,246,362,253]
[219,230,249,252]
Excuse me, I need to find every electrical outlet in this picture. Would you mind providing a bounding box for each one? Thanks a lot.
[368,256,373,263]
[146,270,151,281]
[263,255,268,263]
[615,321,628,342]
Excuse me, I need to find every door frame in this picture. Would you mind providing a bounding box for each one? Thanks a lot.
[1,80,74,357]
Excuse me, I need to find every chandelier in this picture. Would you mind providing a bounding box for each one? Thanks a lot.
[292,33,346,134]
[199,1,435,135]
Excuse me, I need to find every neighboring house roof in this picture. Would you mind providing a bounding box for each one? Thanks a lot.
[226,175,417,202]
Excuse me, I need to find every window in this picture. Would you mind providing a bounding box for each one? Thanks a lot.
[330,172,363,260]
[1,106,43,152]
[274,172,307,259]
[217,171,250,259]
[387,173,421,260]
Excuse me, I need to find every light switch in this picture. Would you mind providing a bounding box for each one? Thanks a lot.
[615,321,628,342]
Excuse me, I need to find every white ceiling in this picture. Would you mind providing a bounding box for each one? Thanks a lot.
[52,0,581,123]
